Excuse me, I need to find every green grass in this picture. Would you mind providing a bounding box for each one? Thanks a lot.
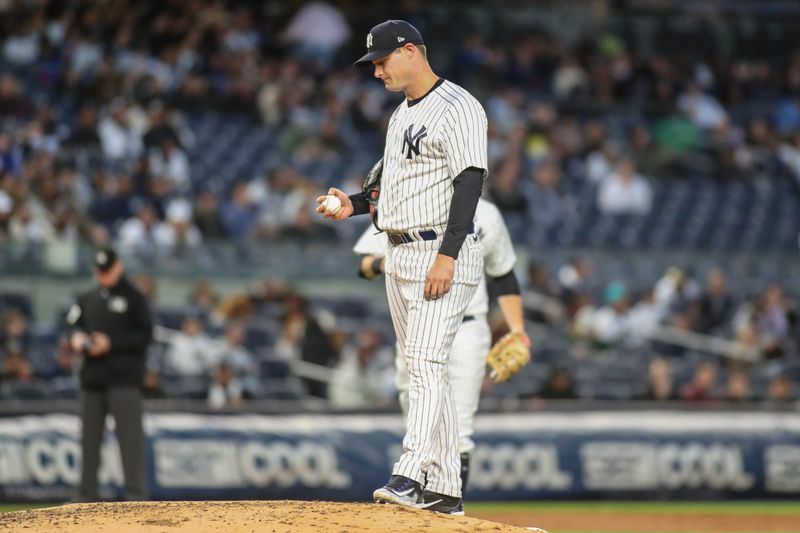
[0,503,55,513]
[466,501,800,515]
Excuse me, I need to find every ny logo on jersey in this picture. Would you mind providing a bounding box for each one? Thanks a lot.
[402,124,428,159]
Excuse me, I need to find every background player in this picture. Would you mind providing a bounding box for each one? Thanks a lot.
[354,197,530,492]
[316,19,487,514]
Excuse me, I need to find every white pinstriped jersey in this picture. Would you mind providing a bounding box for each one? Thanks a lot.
[354,199,517,316]
[377,79,488,232]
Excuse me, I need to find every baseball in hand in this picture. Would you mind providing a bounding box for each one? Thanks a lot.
[322,194,342,216]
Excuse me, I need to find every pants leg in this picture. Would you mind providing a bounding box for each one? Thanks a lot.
[448,318,491,455]
[394,341,410,420]
[397,318,491,454]
[390,278,476,497]
[79,388,107,501]
[108,387,147,500]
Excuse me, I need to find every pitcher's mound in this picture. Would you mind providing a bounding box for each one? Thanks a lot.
[0,500,541,533]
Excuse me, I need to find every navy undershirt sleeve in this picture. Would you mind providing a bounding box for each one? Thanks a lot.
[348,192,370,216]
[439,167,485,259]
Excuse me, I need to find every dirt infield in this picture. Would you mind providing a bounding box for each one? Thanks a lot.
[470,509,800,533]
[0,500,539,533]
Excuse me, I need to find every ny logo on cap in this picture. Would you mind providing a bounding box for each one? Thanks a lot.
[366,33,373,49]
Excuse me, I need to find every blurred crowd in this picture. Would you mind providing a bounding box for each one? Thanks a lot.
[1,0,800,256]
[1,255,797,406]
[0,273,399,409]
[514,256,799,403]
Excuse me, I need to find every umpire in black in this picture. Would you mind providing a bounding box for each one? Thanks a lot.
[67,247,153,501]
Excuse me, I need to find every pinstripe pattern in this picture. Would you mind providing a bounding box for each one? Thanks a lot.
[379,80,488,233]
[395,317,491,455]
[370,78,487,499]
[355,199,517,460]
[385,235,482,497]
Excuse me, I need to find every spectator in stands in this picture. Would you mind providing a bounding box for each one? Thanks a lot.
[117,202,159,258]
[64,106,101,150]
[677,83,728,131]
[0,308,32,384]
[524,159,573,243]
[193,189,227,241]
[275,293,338,398]
[154,198,203,255]
[757,284,791,359]
[211,322,257,382]
[726,370,751,403]
[221,182,258,243]
[207,361,244,409]
[590,282,631,346]
[488,156,527,216]
[640,357,676,401]
[557,256,594,316]
[585,140,620,184]
[148,138,190,194]
[523,262,563,323]
[535,366,578,400]
[97,99,143,161]
[329,329,394,409]
[681,361,718,402]
[597,157,652,215]
[188,279,219,318]
[0,74,30,119]
[694,268,734,334]
[766,374,793,403]
[88,172,135,228]
[164,314,218,377]
[626,289,665,346]
[282,1,351,66]
[9,202,54,245]
[654,267,700,316]
[142,101,183,150]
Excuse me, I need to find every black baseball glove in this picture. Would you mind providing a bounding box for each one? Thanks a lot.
[363,158,383,230]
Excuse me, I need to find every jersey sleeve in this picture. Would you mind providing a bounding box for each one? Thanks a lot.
[441,97,488,179]
[352,223,389,257]
[480,202,517,278]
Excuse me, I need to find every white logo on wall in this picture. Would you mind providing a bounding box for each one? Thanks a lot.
[388,443,572,491]
[470,444,572,490]
[366,33,373,48]
[0,436,123,487]
[581,442,755,490]
[765,445,800,492]
[154,438,351,489]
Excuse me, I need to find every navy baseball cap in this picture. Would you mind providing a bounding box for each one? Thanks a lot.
[93,246,119,272]
[354,20,424,67]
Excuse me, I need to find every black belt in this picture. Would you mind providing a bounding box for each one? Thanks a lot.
[387,229,437,245]
[462,315,475,322]
[386,223,474,246]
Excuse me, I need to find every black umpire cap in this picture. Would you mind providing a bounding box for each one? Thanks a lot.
[354,20,424,67]
[93,246,119,272]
